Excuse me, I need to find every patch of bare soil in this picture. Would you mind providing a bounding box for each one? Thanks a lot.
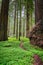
[20,41,26,50]
[33,54,43,65]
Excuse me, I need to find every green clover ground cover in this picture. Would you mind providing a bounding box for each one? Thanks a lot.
[0,37,43,65]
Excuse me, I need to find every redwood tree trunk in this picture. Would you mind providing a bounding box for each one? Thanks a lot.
[0,0,9,41]
[35,0,39,23]
[29,0,43,48]
[35,0,43,23]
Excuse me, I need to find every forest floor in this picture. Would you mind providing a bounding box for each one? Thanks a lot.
[0,37,43,65]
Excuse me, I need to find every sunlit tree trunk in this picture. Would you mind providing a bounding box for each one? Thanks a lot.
[23,21,25,37]
[25,10,26,37]
[29,12,32,31]
[0,0,9,41]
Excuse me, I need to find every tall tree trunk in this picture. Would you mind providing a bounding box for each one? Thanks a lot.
[19,0,21,40]
[13,1,16,35]
[26,0,29,37]
[0,0,9,41]
[35,0,39,23]
[29,0,43,48]
[16,7,18,39]
[35,0,43,23]
[21,18,23,37]
[35,0,43,31]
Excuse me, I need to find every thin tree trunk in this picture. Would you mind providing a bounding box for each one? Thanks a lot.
[26,0,29,37]
[29,12,32,31]
[0,0,9,41]
[19,0,21,40]
[13,1,16,35]
[21,18,23,37]
[15,10,17,37]
[16,7,18,39]
[17,11,20,39]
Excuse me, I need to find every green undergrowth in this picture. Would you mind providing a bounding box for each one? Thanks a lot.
[0,37,43,65]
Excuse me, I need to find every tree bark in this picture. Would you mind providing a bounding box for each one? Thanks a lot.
[29,0,43,48]
[13,0,16,35]
[35,0,43,23]
[19,0,21,40]
[16,7,18,39]
[0,0,9,41]
[35,0,39,23]
[26,0,30,37]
